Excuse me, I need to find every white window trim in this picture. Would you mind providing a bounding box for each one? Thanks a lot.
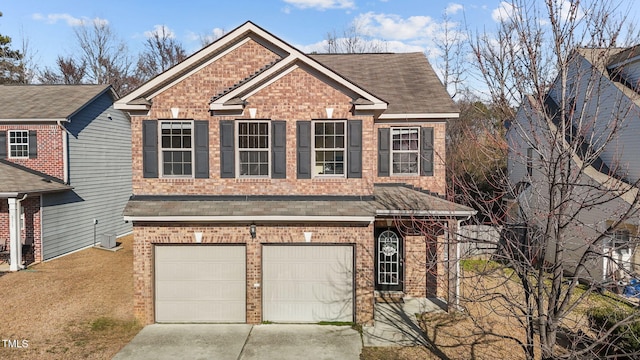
[8,130,29,159]
[235,120,271,178]
[159,120,195,178]
[390,127,420,176]
[312,120,347,178]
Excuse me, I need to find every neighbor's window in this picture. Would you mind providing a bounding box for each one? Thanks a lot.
[391,127,419,175]
[313,121,345,176]
[527,148,534,176]
[160,121,192,176]
[238,121,270,177]
[8,130,29,158]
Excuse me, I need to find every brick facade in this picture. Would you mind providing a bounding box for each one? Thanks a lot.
[131,39,447,196]
[0,123,62,265]
[0,124,65,180]
[133,223,377,325]
[126,32,452,325]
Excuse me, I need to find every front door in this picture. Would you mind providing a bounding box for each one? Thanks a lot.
[375,228,404,291]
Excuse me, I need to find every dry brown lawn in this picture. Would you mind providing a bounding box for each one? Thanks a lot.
[0,235,141,359]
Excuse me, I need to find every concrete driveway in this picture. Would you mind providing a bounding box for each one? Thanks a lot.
[113,324,362,360]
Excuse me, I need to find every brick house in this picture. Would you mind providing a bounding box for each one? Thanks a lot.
[115,21,474,325]
[0,85,132,271]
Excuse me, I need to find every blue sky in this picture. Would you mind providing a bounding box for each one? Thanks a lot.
[0,1,505,69]
[1,0,640,80]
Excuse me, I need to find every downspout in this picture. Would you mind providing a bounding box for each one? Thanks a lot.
[57,120,70,184]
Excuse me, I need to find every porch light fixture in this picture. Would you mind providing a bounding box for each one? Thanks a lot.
[386,218,393,228]
[249,223,257,239]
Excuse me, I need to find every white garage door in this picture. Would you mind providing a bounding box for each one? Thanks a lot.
[155,245,246,323]
[263,245,354,323]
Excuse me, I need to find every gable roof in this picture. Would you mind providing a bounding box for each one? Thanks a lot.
[116,21,456,119]
[0,84,113,122]
[0,160,71,196]
[310,53,458,117]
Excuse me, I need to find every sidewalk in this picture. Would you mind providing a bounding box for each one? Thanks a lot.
[362,298,445,347]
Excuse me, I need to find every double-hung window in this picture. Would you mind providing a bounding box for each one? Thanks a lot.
[160,121,193,176]
[313,121,345,177]
[391,127,419,175]
[8,130,29,158]
[238,121,270,177]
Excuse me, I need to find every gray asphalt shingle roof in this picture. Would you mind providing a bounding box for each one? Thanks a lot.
[0,160,71,195]
[123,185,474,218]
[310,53,458,115]
[0,84,111,120]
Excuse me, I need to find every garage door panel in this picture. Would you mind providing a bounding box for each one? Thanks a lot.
[263,245,354,323]
[155,245,246,323]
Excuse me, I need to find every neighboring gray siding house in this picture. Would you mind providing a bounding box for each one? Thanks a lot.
[0,85,132,270]
[507,46,640,284]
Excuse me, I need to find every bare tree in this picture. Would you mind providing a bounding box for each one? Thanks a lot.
[136,25,187,82]
[324,22,388,54]
[435,10,467,99]
[39,20,135,95]
[38,56,86,84]
[448,1,640,359]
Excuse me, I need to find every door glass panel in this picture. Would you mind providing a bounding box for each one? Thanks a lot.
[377,230,400,285]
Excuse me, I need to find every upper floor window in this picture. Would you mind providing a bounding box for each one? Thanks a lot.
[391,127,419,175]
[313,121,345,177]
[237,121,270,177]
[526,148,534,176]
[8,130,29,158]
[160,121,192,177]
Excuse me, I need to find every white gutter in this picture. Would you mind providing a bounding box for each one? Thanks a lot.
[0,118,68,123]
[124,215,375,223]
[57,120,70,183]
[378,113,460,119]
[0,192,19,197]
[376,210,477,217]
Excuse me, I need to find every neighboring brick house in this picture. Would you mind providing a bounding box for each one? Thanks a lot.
[0,85,132,271]
[115,21,474,325]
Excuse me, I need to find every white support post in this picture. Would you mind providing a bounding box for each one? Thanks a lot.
[8,197,23,271]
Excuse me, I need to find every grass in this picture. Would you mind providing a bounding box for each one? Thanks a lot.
[0,235,140,360]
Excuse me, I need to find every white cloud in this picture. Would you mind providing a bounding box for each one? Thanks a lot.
[445,3,464,15]
[355,12,436,40]
[491,1,515,22]
[144,25,176,39]
[32,13,108,27]
[283,0,355,10]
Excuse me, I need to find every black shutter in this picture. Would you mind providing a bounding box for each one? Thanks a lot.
[28,130,37,158]
[272,121,286,179]
[142,120,158,178]
[0,131,6,158]
[421,127,434,176]
[220,120,235,178]
[296,121,311,179]
[347,120,362,178]
[378,128,390,176]
[194,120,209,178]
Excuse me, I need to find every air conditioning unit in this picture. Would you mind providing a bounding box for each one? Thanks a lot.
[101,234,116,249]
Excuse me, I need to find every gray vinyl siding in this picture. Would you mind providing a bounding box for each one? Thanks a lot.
[550,55,640,183]
[41,91,132,260]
